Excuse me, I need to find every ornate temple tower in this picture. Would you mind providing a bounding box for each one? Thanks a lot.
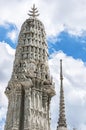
[4,5,55,130]
[57,60,68,130]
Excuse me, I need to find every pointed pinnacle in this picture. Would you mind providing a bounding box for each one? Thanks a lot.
[28,4,40,18]
[57,60,67,129]
[60,59,63,80]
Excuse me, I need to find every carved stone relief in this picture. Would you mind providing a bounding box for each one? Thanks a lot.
[4,6,55,130]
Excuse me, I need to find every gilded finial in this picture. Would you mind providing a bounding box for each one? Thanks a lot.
[28,4,40,17]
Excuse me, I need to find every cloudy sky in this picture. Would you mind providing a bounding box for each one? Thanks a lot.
[0,0,86,130]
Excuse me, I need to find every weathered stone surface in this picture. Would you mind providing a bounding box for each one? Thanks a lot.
[57,60,68,130]
[4,5,55,130]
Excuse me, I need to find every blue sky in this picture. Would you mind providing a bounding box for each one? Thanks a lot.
[48,31,86,62]
[0,22,18,48]
[0,0,86,130]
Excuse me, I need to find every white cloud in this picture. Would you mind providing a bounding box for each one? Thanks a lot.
[7,29,18,43]
[0,42,15,130]
[0,42,15,82]
[0,0,86,36]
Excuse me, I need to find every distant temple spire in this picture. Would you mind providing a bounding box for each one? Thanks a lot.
[57,59,68,130]
[28,4,39,17]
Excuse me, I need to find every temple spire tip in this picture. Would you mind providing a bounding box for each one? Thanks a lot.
[60,59,63,80]
[28,4,40,18]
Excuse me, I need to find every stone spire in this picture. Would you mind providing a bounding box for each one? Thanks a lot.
[4,5,55,130]
[28,4,39,17]
[57,59,68,130]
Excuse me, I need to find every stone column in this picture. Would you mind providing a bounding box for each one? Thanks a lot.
[24,87,31,130]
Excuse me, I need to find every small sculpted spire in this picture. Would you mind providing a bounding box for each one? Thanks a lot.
[57,59,67,129]
[28,4,40,17]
